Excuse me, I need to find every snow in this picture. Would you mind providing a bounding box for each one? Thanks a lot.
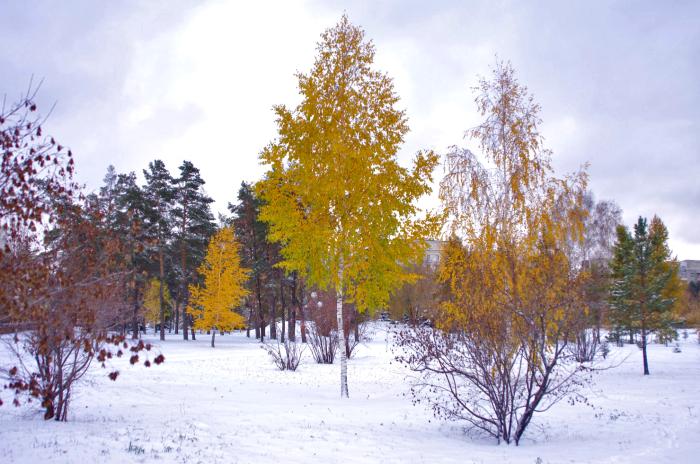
[1,325,699,463]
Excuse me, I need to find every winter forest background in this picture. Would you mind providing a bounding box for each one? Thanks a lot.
[1,3,699,463]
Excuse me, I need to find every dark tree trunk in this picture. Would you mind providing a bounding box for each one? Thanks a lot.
[131,279,140,340]
[174,300,180,335]
[280,276,286,343]
[259,306,266,342]
[289,273,298,342]
[183,309,189,340]
[255,276,264,340]
[246,298,252,338]
[299,280,307,343]
[211,329,216,348]
[641,327,649,375]
[191,325,196,340]
[270,294,277,340]
[159,246,166,341]
[280,301,286,343]
[354,307,359,342]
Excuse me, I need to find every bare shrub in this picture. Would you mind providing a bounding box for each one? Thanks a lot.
[396,326,588,445]
[306,322,338,364]
[571,328,600,362]
[306,289,369,360]
[262,339,305,371]
[344,312,371,359]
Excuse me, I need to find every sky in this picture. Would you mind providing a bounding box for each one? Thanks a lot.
[1,0,698,258]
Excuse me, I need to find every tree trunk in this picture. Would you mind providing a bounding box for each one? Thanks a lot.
[641,327,649,375]
[174,300,180,335]
[191,325,196,340]
[255,276,264,340]
[280,277,286,343]
[289,273,298,342]
[299,279,307,343]
[246,299,252,338]
[183,308,189,340]
[337,261,349,398]
[159,246,166,341]
[131,278,140,340]
[259,308,265,343]
[270,295,277,339]
[354,307,359,342]
[211,329,216,348]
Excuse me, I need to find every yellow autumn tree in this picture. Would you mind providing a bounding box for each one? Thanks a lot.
[187,226,248,347]
[257,15,439,397]
[397,61,590,445]
[143,278,173,329]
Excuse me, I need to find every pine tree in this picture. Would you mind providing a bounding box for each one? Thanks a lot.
[187,226,249,347]
[172,160,216,340]
[609,215,681,375]
[229,182,283,341]
[257,15,438,397]
[105,171,153,339]
[143,160,176,341]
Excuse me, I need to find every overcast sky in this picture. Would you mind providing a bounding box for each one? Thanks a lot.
[1,0,698,258]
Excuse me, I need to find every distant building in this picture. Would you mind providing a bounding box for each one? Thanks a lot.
[424,239,445,268]
[679,260,700,282]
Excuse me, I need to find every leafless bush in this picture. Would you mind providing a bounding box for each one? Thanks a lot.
[306,322,338,364]
[395,326,589,445]
[262,338,305,371]
[570,328,600,362]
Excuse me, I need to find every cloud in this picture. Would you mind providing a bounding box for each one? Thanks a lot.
[1,0,698,257]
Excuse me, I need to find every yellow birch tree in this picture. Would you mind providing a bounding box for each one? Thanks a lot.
[257,15,439,397]
[187,226,248,347]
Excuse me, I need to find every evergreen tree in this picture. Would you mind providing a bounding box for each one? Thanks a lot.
[229,182,277,341]
[172,160,216,340]
[98,165,119,227]
[609,216,681,375]
[257,16,438,397]
[116,172,153,338]
[143,160,176,341]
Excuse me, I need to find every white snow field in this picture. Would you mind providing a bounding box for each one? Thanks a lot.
[1,325,698,463]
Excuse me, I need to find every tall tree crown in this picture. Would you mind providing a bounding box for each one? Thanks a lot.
[258,15,438,311]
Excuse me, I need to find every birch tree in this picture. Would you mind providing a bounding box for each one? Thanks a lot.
[257,15,438,398]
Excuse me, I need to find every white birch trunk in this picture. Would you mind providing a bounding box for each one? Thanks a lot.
[336,259,349,398]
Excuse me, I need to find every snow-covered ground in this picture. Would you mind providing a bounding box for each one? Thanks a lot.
[1,324,699,463]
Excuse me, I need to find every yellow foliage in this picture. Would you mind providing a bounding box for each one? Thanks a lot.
[143,278,172,325]
[256,15,439,313]
[437,61,588,350]
[187,226,249,332]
